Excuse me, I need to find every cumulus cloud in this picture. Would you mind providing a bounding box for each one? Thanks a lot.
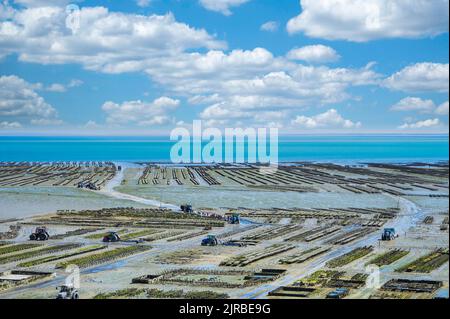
[0,5,226,72]
[154,51,380,99]
[287,45,340,63]
[0,2,14,19]
[44,79,83,92]
[102,97,180,126]
[46,83,66,93]
[292,109,362,129]
[199,0,250,16]
[0,3,384,129]
[390,97,436,113]
[84,120,102,129]
[13,0,80,7]
[435,101,449,116]
[68,79,83,88]
[0,121,22,129]
[384,63,449,93]
[287,0,449,42]
[0,75,58,124]
[399,118,441,129]
[260,21,279,32]
[195,62,380,126]
[136,0,151,8]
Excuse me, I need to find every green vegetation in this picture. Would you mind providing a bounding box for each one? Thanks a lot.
[0,243,40,256]
[327,246,374,268]
[120,229,162,240]
[397,248,449,273]
[367,249,409,267]
[59,207,210,220]
[295,270,343,288]
[84,229,127,240]
[142,230,185,242]
[0,244,81,264]
[94,288,229,299]
[156,249,208,264]
[18,245,106,268]
[94,288,146,299]
[56,245,151,269]
[160,290,229,299]
[52,228,102,240]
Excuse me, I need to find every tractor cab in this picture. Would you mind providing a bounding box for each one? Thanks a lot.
[181,204,193,214]
[326,288,349,299]
[56,285,79,299]
[201,235,219,246]
[382,228,398,241]
[102,232,121,243]
[228,213,240,225]
[30,226,50,241]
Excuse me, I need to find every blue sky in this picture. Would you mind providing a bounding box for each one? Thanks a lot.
[0,0,449,135]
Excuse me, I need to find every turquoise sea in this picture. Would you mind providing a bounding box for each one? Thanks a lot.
[0,135,448,163]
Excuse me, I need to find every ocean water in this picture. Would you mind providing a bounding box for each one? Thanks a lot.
[0,135,448,163]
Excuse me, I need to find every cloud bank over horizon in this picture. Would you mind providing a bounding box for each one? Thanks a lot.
[0,0,448,134]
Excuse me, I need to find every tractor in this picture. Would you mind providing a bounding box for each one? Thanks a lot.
[326,288,349,299]
[56,285,79,299]
[381,228,398,241]
[201,235,219,246]
[29,227,50,241]
[228,213,240,225]
[181,204,193,214]
[102,231,121,243]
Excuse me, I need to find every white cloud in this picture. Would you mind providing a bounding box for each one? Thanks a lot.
[0,75,58,122]
[68,79,83,88]
[13,0,79,7]
[260,21,279,32]
[435,101,449,116]
[199,0,250,16]
[399,118,441,129]
[0,121,22,129]
[0,4,384,129]
[46,83,66,92]
[102,97,180,126]
[0,2,14,19]
[0,6,226,72]
[30,118,64,126]
[182,57,380,127]
[84,120,101,129]
[292,109,362,129]
[287,45,340,63]
[44,79,83,92]
[287,0,449,42]
[390,97,436,113]
[136,0,151,8]
[384,63,449,93]
[194,62,380,126]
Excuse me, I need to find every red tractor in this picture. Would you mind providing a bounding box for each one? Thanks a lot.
[30,227,50,241]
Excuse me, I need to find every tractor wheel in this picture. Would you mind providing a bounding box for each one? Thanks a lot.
[72,293,79,300]
[29,234,37,241]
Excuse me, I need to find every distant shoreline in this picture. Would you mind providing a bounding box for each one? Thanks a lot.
[1,135,448,163]
[1,160,449,166]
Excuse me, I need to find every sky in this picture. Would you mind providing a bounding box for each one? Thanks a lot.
[0,0,449,135]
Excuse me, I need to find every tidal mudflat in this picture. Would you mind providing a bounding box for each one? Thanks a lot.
[0,162,448,299]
